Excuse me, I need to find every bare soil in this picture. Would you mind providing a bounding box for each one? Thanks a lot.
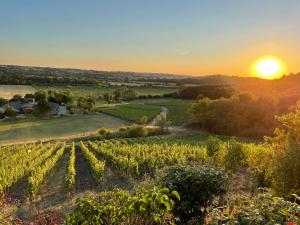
[75,146,99,192]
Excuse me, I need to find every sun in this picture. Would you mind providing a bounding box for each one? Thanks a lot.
[253,56,284,79]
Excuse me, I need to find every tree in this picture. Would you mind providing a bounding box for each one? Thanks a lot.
[11,94,22,101]
[36,98,50,115]
[266,101,300,196]
[0,98,7,107]
[4,106,16,117]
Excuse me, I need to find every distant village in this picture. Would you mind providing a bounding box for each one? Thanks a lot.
[0,91,72,120]
[0,96,67,120]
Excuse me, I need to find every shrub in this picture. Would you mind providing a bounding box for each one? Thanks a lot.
[98,127,110,136]
[207,192,300,225]
[127,125,148,138]
[4,106,16,117]
[160,163,228,223]
[65,187,179,225]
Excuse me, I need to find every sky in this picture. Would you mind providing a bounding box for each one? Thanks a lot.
[0,0,300,76]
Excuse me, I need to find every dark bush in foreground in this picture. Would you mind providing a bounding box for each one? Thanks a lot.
[65,187,180,225]
[206,192,300,225]
[160,163,228,224]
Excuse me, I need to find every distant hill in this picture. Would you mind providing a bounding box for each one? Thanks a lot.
[1,64,300,101]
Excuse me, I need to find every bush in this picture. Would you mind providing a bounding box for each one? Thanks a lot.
[98,127,111,136]
[160,163,228,223]
[127,125,148,138]
[207,192,300,225]
[4,106,16,117]
[65,187,179,225]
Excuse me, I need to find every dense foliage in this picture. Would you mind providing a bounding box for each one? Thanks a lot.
[266,102,300,196]
[65,187,179,225]
[160,163,228,223]
[207,192,300,225]
[189,93,277,137]
[176,85,234,100]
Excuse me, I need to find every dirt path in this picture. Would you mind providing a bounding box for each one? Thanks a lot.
[149,106,168,126]
[101,165,134,191]
[227,167,253,198]
[75,146,99,192]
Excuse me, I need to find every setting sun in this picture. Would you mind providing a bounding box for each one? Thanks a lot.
[254,57,284,79]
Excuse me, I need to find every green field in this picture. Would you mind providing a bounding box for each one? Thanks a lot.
[0,85,36,99]
[98,103,161,123]
[35,84,177,98]
[143,99,194,125]
[0,114,127,145]
[98,98,194,125]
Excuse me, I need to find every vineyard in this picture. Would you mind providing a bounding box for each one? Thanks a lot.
[0,138,209,198]
[0,137,208,222]
[1,133,299,224]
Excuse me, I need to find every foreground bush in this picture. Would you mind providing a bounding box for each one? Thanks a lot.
[207,192,300,225]
[65,187,180,225]
[160,163,228,224]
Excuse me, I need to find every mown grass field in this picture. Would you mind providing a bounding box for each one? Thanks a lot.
[0,85,35,99]
[35,84,177,98]
[98,98,194,125]
[0,114,127,145]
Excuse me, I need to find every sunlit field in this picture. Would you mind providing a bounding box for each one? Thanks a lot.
[0,114,127,146]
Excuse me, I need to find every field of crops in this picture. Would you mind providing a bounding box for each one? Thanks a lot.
[1,131,299,224]
[0,135,212,219]
[98,99,194,125]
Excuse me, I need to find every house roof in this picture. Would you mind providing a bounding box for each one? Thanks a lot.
[9,101,24,111]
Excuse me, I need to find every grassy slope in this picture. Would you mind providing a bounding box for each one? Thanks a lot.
[98,104,161,123]
[0,114,126,145]
[98,98,194,125]
[144,99,194,125]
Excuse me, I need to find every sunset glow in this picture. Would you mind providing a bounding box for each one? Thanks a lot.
[253,57,285,79]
